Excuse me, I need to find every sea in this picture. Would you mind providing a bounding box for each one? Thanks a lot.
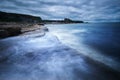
[47,23,120,70]
[0,23,120,80]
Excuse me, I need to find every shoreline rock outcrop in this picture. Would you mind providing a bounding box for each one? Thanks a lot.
[0,23,47,39]
[0,11,83,39]
[0,27,21,38]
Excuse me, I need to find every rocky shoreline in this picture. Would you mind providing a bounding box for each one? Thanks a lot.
[0,22,48,39]
[0,11,84,39]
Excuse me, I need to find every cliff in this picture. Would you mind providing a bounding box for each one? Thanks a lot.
[0,11,84,24]
[0,11,42,23]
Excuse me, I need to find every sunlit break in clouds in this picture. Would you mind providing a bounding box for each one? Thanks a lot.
[0,0,120,22]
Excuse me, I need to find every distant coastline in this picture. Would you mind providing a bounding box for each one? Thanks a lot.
[0,11,84,39]
[0,11,84,24]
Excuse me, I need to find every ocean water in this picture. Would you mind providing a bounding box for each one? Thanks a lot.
[0,23,120,80]
[47,23,120,70]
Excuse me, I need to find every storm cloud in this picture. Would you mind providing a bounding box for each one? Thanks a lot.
[0,0,120,22]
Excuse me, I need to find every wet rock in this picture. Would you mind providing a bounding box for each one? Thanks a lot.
[6,27,21,36]
[0,27,22,38]
[0,30,9,38]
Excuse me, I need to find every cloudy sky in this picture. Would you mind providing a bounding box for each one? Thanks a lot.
[0,0,120,22]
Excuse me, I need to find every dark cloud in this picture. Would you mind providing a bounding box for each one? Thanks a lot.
[0,0,120,22]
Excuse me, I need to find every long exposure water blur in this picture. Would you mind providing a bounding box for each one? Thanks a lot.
[47,23,120,71]
[0,23,120,80]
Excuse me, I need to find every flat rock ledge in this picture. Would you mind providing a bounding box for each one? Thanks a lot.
[0,27,21,38]
[0,23,47,39]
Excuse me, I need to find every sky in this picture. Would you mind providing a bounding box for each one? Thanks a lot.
[0,0,120,22]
